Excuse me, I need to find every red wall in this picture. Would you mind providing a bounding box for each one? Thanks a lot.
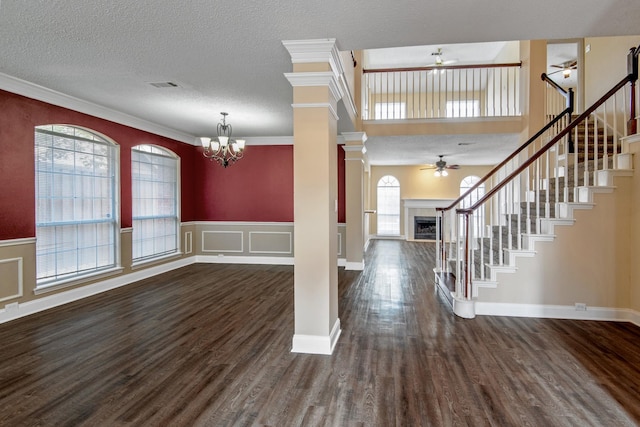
[196,145,294,222]
[0,90,196,238]
[195,144,346,223]
[0,90,347,240]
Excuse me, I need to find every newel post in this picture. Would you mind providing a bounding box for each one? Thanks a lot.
[627,46,639,135]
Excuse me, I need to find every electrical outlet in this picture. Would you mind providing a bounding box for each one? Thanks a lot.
[575,303,587,311]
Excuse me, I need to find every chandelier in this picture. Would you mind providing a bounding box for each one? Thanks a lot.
[199,112,245,168]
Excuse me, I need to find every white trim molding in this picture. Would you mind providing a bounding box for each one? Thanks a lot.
[0,257,24,302]
[0,72,196,145]
[291,318,341,355]
[290,102,339,121]
[196,255,294,265]
[475,302,640,326]
[284,71,344,104]
[344,261,365,271]
[0,256,195,324]
[0,237,36,248]
[201,230,244,253]
[282,38,344,76]
[248,231,293,255]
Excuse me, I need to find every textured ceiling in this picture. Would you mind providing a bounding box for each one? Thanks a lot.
[0,0,638,165]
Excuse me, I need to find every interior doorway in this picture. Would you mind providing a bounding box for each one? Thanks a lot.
[547,40,584,113]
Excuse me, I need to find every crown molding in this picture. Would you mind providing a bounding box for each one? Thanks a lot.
[282,38,344,77]
[242,136,295,146]
[341,132,368,144]
[341,144,366,154]
[284,71,343,103]
[0,71,197,145]
[290,103,339,121]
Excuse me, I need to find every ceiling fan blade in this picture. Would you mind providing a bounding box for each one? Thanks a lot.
[446,165,461,170]
[420,165,436,170]
[550,64,564,69]
[548,69,563,76]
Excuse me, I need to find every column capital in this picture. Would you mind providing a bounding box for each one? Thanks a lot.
[341,132,367,144]
[282,38,344,77]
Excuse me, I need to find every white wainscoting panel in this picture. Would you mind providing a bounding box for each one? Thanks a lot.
[202,231,243,253]
[249,231,292,254]
[0,257,23,303]
[184,231,193,254]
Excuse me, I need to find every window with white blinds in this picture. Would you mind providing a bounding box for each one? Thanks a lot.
[377,175,401,235]
[131,145,179,262]
[35,125,118,285]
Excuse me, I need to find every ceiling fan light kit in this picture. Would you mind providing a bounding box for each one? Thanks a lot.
[421,155,460,177]
[549,59,577,79]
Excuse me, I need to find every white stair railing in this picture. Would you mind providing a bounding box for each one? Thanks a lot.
[437,46,639,312]
[454,73,635,304]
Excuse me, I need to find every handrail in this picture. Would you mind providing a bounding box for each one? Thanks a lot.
[363,62,522,74]
[458,74,633,215]
[541,73,568,95]
[437,106,572,214]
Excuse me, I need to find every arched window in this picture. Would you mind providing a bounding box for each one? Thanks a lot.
[460,175,485,238]
[377,175,400,235]
[35,125,119,286]
[131,145,179,262]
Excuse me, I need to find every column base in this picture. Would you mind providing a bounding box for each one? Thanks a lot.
[453,297,476,319]
[344,261,364,271]
[291,318,341,355]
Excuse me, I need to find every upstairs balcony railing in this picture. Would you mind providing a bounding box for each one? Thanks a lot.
[362,62,522,120]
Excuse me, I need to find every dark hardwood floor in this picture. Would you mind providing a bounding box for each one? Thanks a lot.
[1,240,639,426]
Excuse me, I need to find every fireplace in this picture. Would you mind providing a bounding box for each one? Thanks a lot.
[414,216,439,240]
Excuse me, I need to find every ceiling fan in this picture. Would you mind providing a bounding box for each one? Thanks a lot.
[428,48,458,68]
[420,155,461,177]
[549,59,577,78]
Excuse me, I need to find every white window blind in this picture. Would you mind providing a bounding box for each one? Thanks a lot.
[131,145,179,262]
[35,125,118,284]
[377,175,401,235]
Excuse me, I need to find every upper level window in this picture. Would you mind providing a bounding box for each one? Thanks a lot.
[131,145,179,262]
[377,175,400,235]
[35,125,119,286]
[375,102,406,120]
[446,100,480,118]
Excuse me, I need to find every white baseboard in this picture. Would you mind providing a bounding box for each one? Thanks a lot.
[0,256,196,324]
[196,255,294,265]
[475,302,640,326]
[291,318,341,355]
[344,261,364,271]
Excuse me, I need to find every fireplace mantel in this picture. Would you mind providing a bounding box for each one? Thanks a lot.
[403,199,454,241]
[402,199,454,209]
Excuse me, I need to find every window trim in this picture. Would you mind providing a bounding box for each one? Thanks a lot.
[131,144,181,263]
[34,125,121,289]
[376,175,401,236]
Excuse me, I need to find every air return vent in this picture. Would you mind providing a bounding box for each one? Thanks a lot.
[149,82,179,88]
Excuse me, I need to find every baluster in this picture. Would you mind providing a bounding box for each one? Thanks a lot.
[603,102,609,170]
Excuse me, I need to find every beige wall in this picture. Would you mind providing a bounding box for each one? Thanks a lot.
[368,164,492,236]
[477,174,632,308]
[629,139,640,312]
[584,35,640,107]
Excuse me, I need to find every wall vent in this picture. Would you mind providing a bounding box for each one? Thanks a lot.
[149,82,179,88]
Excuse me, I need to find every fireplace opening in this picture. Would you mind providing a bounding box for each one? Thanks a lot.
[414,216,439,240]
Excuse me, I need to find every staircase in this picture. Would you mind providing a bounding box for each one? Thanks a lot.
[434,52,639,318]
